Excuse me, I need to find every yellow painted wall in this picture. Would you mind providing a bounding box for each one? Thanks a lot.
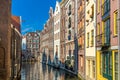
[112,50,118,80]
[96,51,108,80]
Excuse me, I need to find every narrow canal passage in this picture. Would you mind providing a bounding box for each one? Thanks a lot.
[21,62,81,80]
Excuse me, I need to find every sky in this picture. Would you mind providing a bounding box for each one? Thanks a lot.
[12,0,61,35]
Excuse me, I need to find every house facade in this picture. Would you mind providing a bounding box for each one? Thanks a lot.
[96,0,119,80]
[85,0,96,79]
[54,1,61,64]
[77,0,85,78]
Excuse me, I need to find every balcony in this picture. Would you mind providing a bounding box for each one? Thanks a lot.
[96,33,110,47]
[96,34,102,47]
[102,0,110,18]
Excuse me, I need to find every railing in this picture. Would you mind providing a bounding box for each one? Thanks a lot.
[78,27,84,37]
[96,33,110,47]
[96,34,102,47]
[102,0,110,16]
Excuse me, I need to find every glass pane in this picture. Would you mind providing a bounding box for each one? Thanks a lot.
[115,52,118,80]
[115,73,118,80]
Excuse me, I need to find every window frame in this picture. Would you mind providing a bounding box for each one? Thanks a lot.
[113,10,118,36]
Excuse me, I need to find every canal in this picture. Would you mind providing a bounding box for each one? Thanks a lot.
[21,62,81,80]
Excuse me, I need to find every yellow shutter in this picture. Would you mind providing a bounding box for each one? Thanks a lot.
[114,11,118,36]
[102,21,104,45]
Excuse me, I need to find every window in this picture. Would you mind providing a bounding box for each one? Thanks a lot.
[88,60,90,76]
[68,5,71,15]
[102,19,110,45]
[97,0,100,13]
[93,61,95,78]
[114,11,118,36]
[102,0,110,15]
[97,23,100,35]
[102,51,112,77]
[68,30,71,40]
[97,23,100,41]
[100,53,102,74]
[91,30,94,47]
[102,53,107,74]
[68,17,71,28]
[87,32,89,47]
[56,7,58,11]
[90,5,94,20]
[114,51,118,80]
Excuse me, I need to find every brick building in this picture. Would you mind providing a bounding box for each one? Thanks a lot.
[40,24,50,63]
[77,0,85,79]
[60,0,66,64]
[64,0,75,70]
[85,0,96,79]
[26,32,40,60]
[96,0,119,79]
[0,0,12,80]
[11,15,22,80]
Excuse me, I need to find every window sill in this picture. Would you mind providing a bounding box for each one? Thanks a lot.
[97,12,100,15]
[113,34,118,38]
[90,45,94,47]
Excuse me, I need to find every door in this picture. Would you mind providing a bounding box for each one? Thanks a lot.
[102,51,112,80]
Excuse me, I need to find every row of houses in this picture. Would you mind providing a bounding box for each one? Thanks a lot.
[40,0,120,80]
[0,0,22,80]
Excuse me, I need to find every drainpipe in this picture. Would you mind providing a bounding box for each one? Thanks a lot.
[74,0,78,74]
[84,0,86,79]
[118,0,120,79]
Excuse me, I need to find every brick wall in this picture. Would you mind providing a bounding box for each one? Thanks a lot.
[0,0,11,80]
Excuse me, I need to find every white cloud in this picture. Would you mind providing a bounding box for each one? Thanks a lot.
[22,27,33,33]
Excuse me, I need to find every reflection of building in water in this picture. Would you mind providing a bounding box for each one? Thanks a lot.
[21,62,80,80]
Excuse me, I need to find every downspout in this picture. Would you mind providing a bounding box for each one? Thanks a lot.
[74,0,78,74]
[118,0,120,79]
[84,0,86,79]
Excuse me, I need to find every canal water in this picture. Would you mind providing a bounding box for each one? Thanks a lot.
[21,62,81,80]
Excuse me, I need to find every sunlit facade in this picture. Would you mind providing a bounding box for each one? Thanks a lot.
[85,0,96,79]
[96,0,118,80]
[54,1,61,61]
[77,0,85,79]
[64,0,75,69]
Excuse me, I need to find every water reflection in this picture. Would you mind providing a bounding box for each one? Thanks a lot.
[21,62,81,80]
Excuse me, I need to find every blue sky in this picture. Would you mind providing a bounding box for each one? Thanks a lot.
[12,0,61,35]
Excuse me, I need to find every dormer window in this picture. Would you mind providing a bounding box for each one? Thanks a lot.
[56,7,58,11]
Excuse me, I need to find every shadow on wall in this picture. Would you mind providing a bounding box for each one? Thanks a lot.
[73,33,78,74]
[42,50,47,64]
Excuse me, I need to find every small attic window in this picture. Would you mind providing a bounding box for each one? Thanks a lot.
[56,7,58,11]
